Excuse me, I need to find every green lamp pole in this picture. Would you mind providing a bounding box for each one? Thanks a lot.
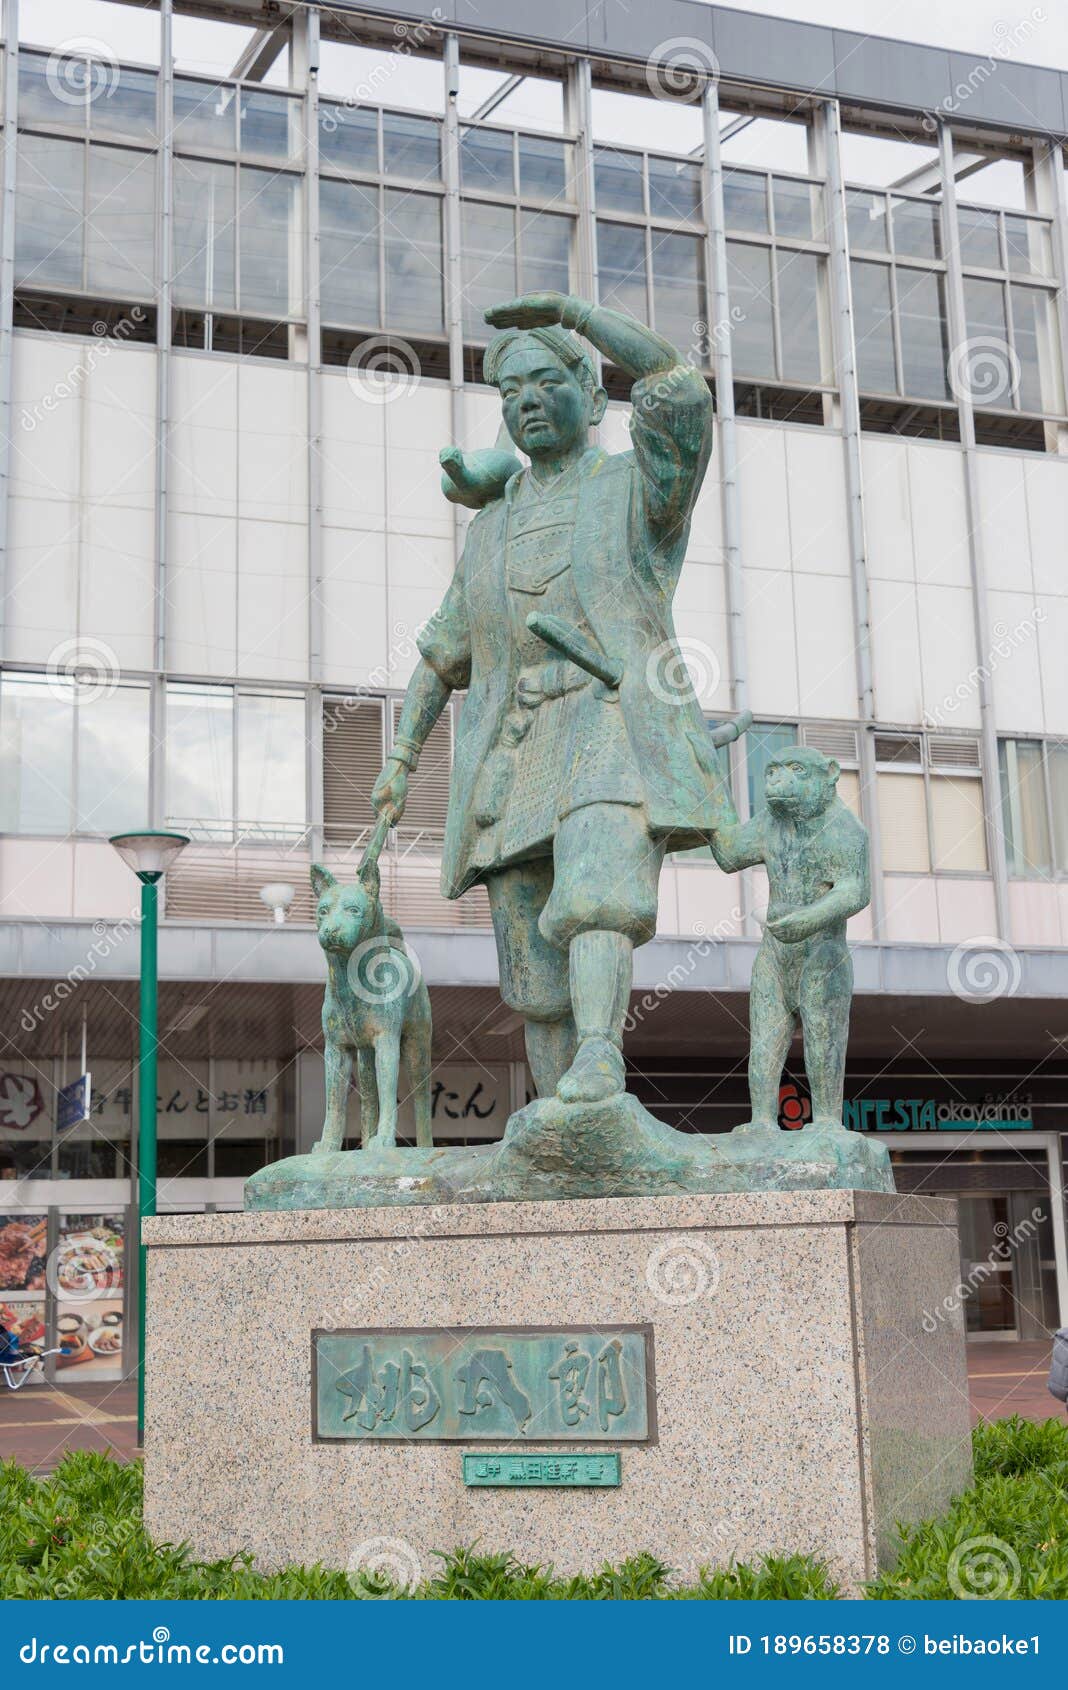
[109,831,189,1445]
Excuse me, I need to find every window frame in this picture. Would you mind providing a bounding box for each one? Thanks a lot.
[874,731,988,878]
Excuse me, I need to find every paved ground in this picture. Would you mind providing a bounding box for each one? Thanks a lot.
[1,1342,1062,1475]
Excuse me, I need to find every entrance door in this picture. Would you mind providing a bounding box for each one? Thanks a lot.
[957,1193,1059,1339]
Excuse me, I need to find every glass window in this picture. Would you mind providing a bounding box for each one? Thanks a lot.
[890,197,941,261]
[594,148,644,216]
[746,723,797,813]
[173,78,237,152]
[383,190,442,332]
[1011,286,1059,414]
[999,739,1051,876]
[647,156,701,222]
[652,232,703,355]
[773,177,816,241]
[878,773,930,873]
[930,776,987,872]
[519,136,568,203]
[957,204,1001,270]
[1048,745,1068,873]
[320,105,378,175]
[597,221,648,325]
[520,210,571,299]
[239,168,301,318]
[0,673,74,835]
[1004,215,1052,279]
[776,250,823,384]
[92,66,158,142]
[172,158,236,311]
[166,683,234,839]
[15,134,84,290]
[722,169,768,235]
[461,200,514,336]
[382,113,440,182]
[239,88,298,160]
[75,685,151,835]
[319,179,378,328]
[845,190,887,254]
[18,50,87,129]
[896,268,950,402]
[460,126,514,195]
[726,241,774,380]
[237,693,306,837]
[851,259,896,395]
[87,145,156,298]
[963,277,1011,406]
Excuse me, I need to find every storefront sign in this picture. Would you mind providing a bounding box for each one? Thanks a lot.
[313,1325,653,1443]
[777,1083,1033,1132]
[462,1452,621,1488]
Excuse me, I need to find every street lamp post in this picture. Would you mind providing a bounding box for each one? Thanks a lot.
[109,831,189,1445]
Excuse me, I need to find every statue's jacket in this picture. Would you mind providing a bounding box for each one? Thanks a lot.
[418,366,732,898]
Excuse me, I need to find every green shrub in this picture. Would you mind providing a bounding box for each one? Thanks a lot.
[2,1417,1065,1600]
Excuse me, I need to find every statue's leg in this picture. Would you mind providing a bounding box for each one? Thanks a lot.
[486,862,575,1097]
[372,1035,401,1148]
[314,1040,352,1152]
[799,937,853,1130]
[737,938,794,1132]
[357,1046,379,1147]
[540,805,663,1105]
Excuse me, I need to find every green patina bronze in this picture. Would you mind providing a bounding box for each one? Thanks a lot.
[462,1453,622,1487]
[246,290,893,1211]
[313,1325,651,1442]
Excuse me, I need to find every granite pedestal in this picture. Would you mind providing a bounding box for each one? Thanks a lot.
[142,1191,972,1593]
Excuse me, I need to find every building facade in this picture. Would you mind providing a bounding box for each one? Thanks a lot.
[2,0,1068,1377]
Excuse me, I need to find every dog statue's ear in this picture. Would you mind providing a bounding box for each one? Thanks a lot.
[310,863,337,898]
[357,856,381,900]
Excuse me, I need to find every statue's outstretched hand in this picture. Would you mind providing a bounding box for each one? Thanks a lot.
[484,292,568,330]
[372,759,409,825]
[765,908,818,944]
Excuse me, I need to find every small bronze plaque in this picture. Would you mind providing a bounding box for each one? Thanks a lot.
[463,1452,621,1487]
[313,1324,654,1443]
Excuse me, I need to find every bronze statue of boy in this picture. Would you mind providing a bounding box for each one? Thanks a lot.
[371,291,727,1111]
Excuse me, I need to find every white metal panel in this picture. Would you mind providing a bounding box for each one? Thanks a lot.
[794,574,856,718]
[688,423,723,557]
[1024,456,1068,601]
[742,562,798,714]
[917,583,981,732]
[321,365,393,445]
[235,519,308,683]
[72,841,141,922]
[907,444,971,588]
[934,875,998,944]
[987,587,1045,734]
[0,838,75,918]
[10,335,82,500]
[461,385,506,452]
[784,430,850,576]
[736,422,789,571]
[1009,878,1065,948]
[1037,594,1068,735]
[673,861,744,938]
[385,386,454,536]
[386,529,455,601]
[881,872,938,943]
[860,437,913,582]
[79,504,156,671]
[388,584,451,686]
[320,526,389,688]
[655,858,680,936]
[168,354,239,515]
[236,388,309,525]
[4,494,78,661]
[976,451,1031,596]
[84,344,156,510]
[869,576,922,726]
[166,511,238,677]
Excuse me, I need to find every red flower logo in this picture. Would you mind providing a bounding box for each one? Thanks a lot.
[778,1082,811,1131]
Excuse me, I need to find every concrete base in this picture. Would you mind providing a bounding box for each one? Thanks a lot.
[143,1191,972,1593]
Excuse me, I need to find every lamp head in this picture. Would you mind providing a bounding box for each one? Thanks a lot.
[108,830,190,883]
[259,882,296,925]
